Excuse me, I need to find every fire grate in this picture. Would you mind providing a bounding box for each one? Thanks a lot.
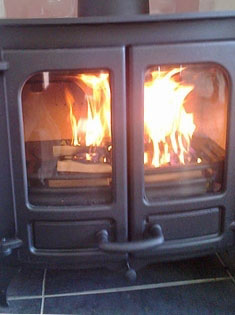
[145,135,224,201]
[26,139,112,206]
[26,134,224,205]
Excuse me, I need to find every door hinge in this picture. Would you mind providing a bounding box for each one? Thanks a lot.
[0,238,23,257]
[0,61,9,72]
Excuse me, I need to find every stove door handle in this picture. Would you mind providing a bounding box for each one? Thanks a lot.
[97,224,164,253]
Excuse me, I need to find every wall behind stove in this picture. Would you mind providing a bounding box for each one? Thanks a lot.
[1,0,77,18]
[149,0,235,14]
[1,1,235,18]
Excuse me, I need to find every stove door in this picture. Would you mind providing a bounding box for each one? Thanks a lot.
[128,42,235,258]
[4,47,128,265]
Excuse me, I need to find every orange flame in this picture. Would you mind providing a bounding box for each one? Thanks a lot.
[144,67,195,167]
[65,72,111,147]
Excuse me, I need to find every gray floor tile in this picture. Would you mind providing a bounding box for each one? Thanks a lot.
[43,279,235,315]
[0,299,41,314]
[7,267,44,297]
[45,255,227,295]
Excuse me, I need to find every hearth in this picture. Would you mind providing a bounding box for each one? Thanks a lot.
[1,0,235,307]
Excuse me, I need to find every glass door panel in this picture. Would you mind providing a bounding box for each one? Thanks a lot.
[144,64,228,201]
[22,70,113,206]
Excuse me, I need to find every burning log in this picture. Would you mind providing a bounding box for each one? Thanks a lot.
[54,140,112,175]
[53,144,111,158]
[57,159,112,173]
[53,145,80,157]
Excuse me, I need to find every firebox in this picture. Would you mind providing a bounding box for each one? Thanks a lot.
[23,64,228,206]
[1,4,235,307]
[23,70,113,206]
[143,63,227,201]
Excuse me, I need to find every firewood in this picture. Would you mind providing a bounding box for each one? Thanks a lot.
[48,178,111,188]
[57,160,112,173]
[53,145,79,157]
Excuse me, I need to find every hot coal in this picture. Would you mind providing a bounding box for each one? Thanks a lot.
[71,144,112,164]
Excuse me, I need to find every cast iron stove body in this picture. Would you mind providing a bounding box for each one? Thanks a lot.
[1,10,235,305]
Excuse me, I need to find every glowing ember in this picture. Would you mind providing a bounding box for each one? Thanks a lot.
[144,67,196,168]
[197,157,202,164]
[65,72,111,151]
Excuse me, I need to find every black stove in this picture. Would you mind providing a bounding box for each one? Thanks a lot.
[0,0,235,307]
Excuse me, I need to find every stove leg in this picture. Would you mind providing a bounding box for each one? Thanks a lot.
[0,261,20,307]
[125,262,137,282]
[0,289,8,307]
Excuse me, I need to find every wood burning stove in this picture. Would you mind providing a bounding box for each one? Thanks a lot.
[1,2,235,306]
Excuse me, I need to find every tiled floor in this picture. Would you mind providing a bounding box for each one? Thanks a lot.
[0,252,234,314]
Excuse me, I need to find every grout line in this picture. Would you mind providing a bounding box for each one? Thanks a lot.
[226,269,235,285]
[216,252,226,267]
[40,268,47,314]
[216,253,235,285]
[44,277,230,299]
[8,276,230,302]
[8,295,42,301]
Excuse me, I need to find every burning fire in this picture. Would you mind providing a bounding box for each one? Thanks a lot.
[144,67,196,168]
[66,72,111,147]
[65,68,195,168]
